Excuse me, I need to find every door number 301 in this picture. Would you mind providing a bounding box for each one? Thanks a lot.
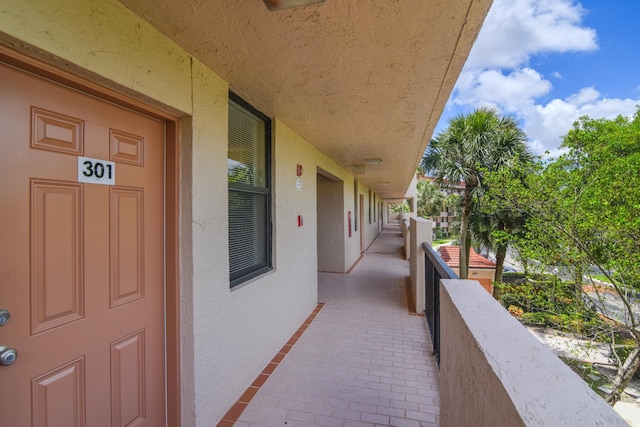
[78,156,116,185]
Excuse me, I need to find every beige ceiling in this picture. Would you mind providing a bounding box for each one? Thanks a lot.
[119,0,492,199]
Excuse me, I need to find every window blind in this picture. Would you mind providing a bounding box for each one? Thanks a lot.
[228,95,271,287]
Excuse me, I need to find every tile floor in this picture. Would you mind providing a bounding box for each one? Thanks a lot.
[232,222,440,426]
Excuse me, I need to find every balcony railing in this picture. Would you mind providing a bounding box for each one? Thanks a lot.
[423,243,457,365]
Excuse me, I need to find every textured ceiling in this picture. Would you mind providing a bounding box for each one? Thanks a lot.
[119,0,491,199]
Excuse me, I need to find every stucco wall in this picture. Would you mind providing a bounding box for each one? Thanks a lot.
[0,0,382,424]
[342,183,381,270]
[450,267,495,294]
[360,189,381,254]
[469,269,495,293]
[440,279,628,427]
[0,0,193,113]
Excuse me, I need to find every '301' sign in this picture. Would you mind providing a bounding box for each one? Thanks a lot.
[77,156,116,185]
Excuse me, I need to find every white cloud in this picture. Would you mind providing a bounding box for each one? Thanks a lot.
[444,0,640,155]
[523,95,639,155]
[566,87,599,105]
[454,68,551,110]
[465,0,597,70]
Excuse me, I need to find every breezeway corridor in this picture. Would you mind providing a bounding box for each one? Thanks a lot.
[226,221,440,426]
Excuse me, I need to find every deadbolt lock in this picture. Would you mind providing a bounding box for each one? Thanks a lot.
[0,346,17,366]
[0,309,10,326]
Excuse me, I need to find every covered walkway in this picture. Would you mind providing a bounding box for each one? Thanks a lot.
[231,221,440,426]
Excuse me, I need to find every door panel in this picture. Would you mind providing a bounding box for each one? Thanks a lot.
[110,187,145,307]
[31,357,86,427]
[30,180,84,334]
[111,330,146,426]
[0,62,166,426]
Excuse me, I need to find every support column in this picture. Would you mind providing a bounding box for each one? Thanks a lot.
[403,218,411,260]
[410,217,433,314]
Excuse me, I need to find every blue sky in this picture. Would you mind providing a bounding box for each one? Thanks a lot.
[436,0,640,157]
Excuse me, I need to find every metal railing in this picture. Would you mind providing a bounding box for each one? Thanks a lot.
[423,243,458,366]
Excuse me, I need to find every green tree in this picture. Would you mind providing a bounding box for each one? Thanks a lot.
[468,203,527,298]
[389,202,409,214]
[421,107,531,278]
[469,209,493,255]
[416,180,444,219]
[487,110,640,405]
[477,157,534,298]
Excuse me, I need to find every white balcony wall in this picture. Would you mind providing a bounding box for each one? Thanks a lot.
[439,279,628,427]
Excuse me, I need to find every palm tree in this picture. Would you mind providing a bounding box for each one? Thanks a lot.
[421,107,532,279]
[416,180,444,219]
[443,192,461,216]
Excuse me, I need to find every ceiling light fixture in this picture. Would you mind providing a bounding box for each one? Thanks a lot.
[263,0,325,11]
[366,158,383,165]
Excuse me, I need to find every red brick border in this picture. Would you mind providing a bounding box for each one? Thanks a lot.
[217,303,325,426]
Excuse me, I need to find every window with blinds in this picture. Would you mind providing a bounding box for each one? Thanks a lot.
[228,94,272,288]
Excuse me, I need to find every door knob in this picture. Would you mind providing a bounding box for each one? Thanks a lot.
[0,346,17,366]
[0,309,10,326]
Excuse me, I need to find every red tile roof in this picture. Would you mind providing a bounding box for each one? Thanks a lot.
[438,246,496,269]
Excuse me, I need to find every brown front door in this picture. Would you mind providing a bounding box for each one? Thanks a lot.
[0,62,166,426]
